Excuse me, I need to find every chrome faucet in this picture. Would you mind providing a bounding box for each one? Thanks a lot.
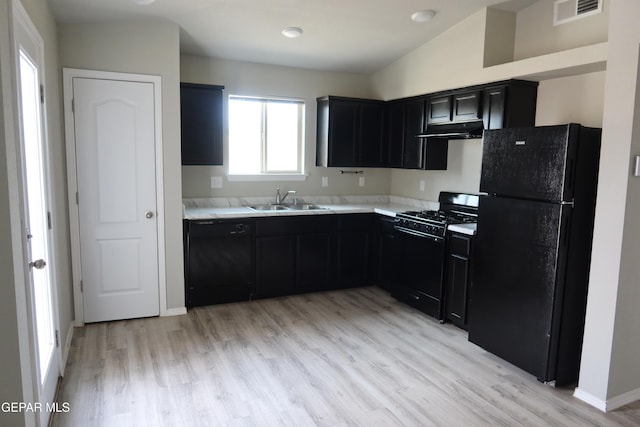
[275,188,296,205]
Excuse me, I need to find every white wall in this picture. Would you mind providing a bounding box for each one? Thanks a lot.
[577,0,640,409]
[513,0,609,61]
[535,72,605,127]
[59,22,185,310]
[180,54,391,199]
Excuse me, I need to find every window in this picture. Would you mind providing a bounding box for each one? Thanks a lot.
[228,95,305,176]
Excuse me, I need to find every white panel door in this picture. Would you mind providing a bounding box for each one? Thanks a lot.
[73,77,160,323]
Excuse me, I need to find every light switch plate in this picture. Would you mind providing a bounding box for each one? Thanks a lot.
[420,180,425,191]
[322,176,329,187]
[358,176,365,187]
[210,176,223,189]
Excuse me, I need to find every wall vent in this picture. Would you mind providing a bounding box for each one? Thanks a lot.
[554,0,602,26]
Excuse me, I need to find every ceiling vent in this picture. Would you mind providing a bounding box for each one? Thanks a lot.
[554,0,602,26]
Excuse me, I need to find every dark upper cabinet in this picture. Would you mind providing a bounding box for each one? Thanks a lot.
[359,102,386,166]
[403,97,427,169]
[385,96,447,171]
[385,100,405,168]
[452,90,482,122]
[180,83,224,165]
[483,81,538,130]
[316,96,385,167]
[317,79,537,171]
[426,95,452,124]
[428,90,481,125]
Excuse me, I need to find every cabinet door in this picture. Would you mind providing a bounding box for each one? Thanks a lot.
[180,83,224,165]
[385,101,405,167]
[452,90,481,122]
[446,232,473,329]
[446,253,470,329]
[297,233,333,293]
[427,95,452,124]
[337,230,371,288]
[483,86,506,130]
[375,217,399,292]
[255,235,296,298]
[403,98,426,169]
[359,102,386,166]
[328,100,359,166]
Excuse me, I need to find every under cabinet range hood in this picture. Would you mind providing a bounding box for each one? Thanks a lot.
[416,120,484,140]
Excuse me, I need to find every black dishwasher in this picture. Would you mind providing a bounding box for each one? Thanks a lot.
[185,219,254,307]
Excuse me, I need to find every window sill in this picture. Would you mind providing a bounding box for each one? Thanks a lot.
[226,174,308,182]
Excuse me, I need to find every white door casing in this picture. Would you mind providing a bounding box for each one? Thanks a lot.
[63,69,167,324]
[12,1,61,425]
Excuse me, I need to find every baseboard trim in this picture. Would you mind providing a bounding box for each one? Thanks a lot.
[60,322,74,376]
[574,386,640,412]
[606,387,640,411]
[162,307,187,317]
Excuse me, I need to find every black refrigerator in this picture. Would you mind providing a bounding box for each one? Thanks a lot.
[468,124,601,386]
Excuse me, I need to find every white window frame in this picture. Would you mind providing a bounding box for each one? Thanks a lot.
[227,94,307,182]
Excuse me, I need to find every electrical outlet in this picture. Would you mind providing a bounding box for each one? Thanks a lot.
[359,176,365,187]
[322,176,329,187]
[210,176,223,189]
[419,180,425,192]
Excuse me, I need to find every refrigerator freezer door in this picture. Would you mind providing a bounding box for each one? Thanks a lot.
[469,196,570,383]
[480,124,578,202]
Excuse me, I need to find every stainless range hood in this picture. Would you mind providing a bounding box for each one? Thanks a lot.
[416,120,485,139]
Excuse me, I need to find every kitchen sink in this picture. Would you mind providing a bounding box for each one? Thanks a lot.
[247,204,290,211]
[247,203,327,211]
[286,204,327,210]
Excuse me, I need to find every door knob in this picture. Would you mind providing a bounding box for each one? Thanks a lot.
[145,211,154,219]
[29,259,46,270]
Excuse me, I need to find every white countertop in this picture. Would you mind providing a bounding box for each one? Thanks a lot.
[447,223,477,236]
[183,195,440,221]
[183,202,416,220]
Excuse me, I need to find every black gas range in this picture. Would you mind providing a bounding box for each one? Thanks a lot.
[394,193,479,239]
[390,192,479,320]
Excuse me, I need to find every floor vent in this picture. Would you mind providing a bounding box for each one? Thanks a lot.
[554,0,602,26]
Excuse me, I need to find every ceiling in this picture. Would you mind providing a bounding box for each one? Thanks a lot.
[48,0,538,74]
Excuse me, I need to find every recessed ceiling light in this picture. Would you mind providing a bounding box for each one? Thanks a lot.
[411,10,436,23]
[282,27,303,39]
[132,0,156,5]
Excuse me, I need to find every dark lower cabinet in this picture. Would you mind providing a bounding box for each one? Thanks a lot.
[255,235,296,298]
[185,213,396,307]
[445,232,474,330]
[254,216,337,298]
[297,232,333,293]
[337,214,374,288]
[374,216,399,292]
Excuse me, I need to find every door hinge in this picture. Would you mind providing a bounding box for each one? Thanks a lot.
[75,191,79,205]
[55,330,59,348]
[80,280,83,292]
[40,84,44,104]
[71,98,75,113]
[47,211,52,230]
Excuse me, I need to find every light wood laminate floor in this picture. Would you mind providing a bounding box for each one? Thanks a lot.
[53,287,640,426]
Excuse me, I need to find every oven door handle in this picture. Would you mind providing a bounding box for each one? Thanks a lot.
[394,226,444,242]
